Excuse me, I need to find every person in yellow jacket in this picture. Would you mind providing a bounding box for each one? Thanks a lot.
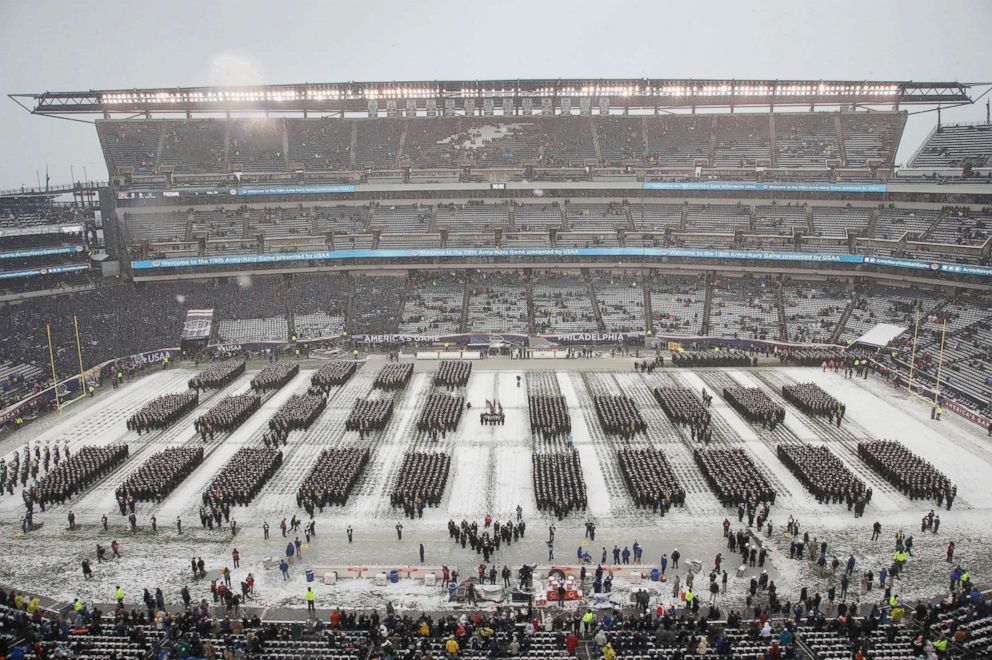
[582,610,594,635]
[684,589,694,605]
[306,587,316,615]
[445,636,460,656]
[889,594,898,608]
[73,598,84,614]
[419,621,430,637]
[115,585,125,605]
[27,597,40,614]
[603,642,616,660]
[933,638,948,652]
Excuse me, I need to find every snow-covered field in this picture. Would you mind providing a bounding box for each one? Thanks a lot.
[1,358,990,614]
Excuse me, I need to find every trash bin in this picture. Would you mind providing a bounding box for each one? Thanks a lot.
[424,573,437,587]
[448,582,458,598]
[389,569,399,583]
[650,568,660,582]
[736,564,746,578]
[323,571,337,585]
[305,569,315,583]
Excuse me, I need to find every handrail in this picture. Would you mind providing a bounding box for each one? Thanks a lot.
[0,181,106,196]
[909,123,941,167]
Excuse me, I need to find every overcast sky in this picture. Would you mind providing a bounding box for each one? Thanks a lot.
[1,0,990,189]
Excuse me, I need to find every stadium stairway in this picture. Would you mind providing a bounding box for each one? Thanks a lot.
[583,269,607,332]
[769,114,778,167]
[153,123,167,170]
[776,279,789,341]
[920,213,946,241]
[525,272,536,335]
[708,120,718,167]
[642,278,655,335]
[395,121,409,170]
[393,277,411,330]
[428,205,438,233]
[348,123,358,168]
[282,124,291,171]
[459,281,471,332]
[830,296,858,344]
[834,114,848,165]
[864,209,880,237]
[222,122,232,172]
[701,272,714,335]
[621,205,635,230]
[891,111,909,169]
[589,117,603,162]
[343,274,357,332]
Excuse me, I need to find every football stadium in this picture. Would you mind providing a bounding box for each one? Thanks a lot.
[0,3,991,658]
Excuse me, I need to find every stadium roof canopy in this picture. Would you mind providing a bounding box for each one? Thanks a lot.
[9,78,975,119]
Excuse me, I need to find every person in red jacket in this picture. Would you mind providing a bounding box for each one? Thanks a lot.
[232,548,240,568]
[566,633,579,656]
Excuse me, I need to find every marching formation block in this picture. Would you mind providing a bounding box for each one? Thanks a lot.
[188,360,245,391]
[616,448,686,513]
[297,447,371,510]
[311,361,358,392]
[777,444,871,511]
[127,390,199,434]
[723,386,785,426]
[203,447,283,507]
[858,440,955,504]
[533,450,587,517]
[117,446,204,502]
[30,445,130,507]
[593,395,646,437]
[391,452,450,507]
[374,363,414,390]
[434,360,472,388]
[694,447,776,506]
[250,362,299,392]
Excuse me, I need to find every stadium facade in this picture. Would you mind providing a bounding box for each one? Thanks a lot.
[1,78,991,422]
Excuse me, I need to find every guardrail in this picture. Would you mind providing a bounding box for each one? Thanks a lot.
[0,181,106,196]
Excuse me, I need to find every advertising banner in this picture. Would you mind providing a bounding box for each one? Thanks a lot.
[0,264,89,280]
[130,247,991,280]
[232,184,356,196]
[0,245,84,260]
[643,181,887,193]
